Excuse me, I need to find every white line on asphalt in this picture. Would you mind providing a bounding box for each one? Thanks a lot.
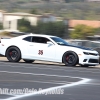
[0,64,74,71]
[0,64,100,74]
[83,83,100,86]
[0,71,91,100]
[0,61,99,71]
[0,70,84,79]
[4,77,90,100]
[0,79,68,85]
[0,64,81,73]
[0,80,66,85]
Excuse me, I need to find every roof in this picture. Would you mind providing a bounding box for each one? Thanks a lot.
[69,20,100,28]
[15,33,57,39]
[87,35,100,37]
[30,33,56,38]
[3,12,42,17]
[0,10,6,13]
[87,0,100,1]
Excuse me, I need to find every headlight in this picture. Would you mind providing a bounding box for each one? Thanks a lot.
[83,52,89,55]
[83,52,98,56]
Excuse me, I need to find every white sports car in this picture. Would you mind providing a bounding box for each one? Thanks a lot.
[0,33,99,67]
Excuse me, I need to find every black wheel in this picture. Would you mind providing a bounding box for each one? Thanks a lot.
[6,47,21,62]
[23,59,34,63]
[63,51,78,66]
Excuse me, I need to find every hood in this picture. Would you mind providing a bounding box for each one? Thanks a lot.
[61,44,93,51]
[68,45,92,50]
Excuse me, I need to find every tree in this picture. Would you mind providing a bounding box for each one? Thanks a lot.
[65,0,84,3]
[32,21,65,37]
[94,28,100,35]
[0,23,3,29]
[70,24,95,39]
[17,19,67,38]
[30,9,38,14]
[18,18,32,32]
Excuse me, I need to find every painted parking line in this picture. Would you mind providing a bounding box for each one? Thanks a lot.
[0,80,67,85]
[6,78,90,100]
[0,93,18,100]
[0,71,91,100]
[0,70,86,79]
[0,63,100,75]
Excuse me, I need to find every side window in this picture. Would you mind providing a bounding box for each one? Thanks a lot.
[32,37,50,44]
[23,36,32,42]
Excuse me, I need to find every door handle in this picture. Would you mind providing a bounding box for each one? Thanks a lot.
[29,45,34,46]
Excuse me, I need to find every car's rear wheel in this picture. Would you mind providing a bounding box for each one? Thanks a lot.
[6,47,21,62]
[23,59,34,63]
[63,51,78,66]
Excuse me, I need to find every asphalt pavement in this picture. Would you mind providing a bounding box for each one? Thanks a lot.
[0,58,100,100]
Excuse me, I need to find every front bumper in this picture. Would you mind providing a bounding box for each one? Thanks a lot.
[79,55,99,66]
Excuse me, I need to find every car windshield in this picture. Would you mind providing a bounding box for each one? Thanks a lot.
[51,37,69,46]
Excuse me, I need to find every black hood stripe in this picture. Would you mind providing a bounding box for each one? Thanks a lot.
[67,44,92,50]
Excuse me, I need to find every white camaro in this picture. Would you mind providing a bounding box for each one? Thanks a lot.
[0,33,99,67]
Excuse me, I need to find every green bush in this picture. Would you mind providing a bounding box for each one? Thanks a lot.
[18,18,32,32]
[70,24,96,39]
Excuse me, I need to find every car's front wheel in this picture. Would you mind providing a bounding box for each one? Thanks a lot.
[6,47,21,62]
[80,65,89,67]
[23,59,35,63]
[63,51,78,66]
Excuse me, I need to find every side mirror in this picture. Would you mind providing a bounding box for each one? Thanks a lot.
[47,41,53,45]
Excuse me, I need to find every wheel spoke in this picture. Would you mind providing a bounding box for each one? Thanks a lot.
[9,50,18,60]
[66,55,75,64]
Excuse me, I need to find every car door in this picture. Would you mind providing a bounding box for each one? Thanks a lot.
[28,36,56,61]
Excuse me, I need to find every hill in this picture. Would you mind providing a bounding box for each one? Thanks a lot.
[0,0,100,20]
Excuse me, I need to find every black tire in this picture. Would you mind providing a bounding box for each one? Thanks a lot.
[63,51,78,66]
[80,65,89,67]
[23,59,34,63]
[6,47,21,62]
[93,48,100,64]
